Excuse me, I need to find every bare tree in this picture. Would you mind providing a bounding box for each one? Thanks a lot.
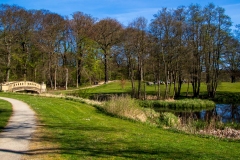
[0,4,22,82]
[57,17,74,90]
[150,8,181,99]
[70,12,96,87]
[122,27,138,97]
[222,37,240,83]
[35,10,65,89]
[14,9,36,81]
[93,18,123,83]
[202,3,232,97]
[186,4,204,97]
[128,17,150,99]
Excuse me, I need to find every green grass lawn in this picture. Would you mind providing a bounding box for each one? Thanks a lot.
[0,99,12,131]
[51,80,240,94]
[63,81,240,102]
[0,93,240,159]
[217,82,240,92]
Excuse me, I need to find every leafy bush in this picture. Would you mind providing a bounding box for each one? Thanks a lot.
[159,112,179,127]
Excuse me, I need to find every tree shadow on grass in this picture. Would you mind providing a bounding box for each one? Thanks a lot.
[0,114,237,159]
[16,122,234,160]
[214,91,240,103]
[0,108,13,132]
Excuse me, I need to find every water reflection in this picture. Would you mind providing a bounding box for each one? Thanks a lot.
[213,104,240,123]
[161,104,240,123]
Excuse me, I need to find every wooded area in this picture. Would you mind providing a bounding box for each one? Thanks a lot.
[0,3,239,99]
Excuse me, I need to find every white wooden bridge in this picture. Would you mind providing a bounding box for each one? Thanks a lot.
[0,81,46,94]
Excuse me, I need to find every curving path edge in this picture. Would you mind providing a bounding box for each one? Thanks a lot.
[0,97,36,160]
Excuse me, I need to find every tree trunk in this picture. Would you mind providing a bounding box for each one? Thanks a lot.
[76,60,79,88]
[128,57,135,98]
[172,71,177,98]
[157,58,161,100]
[77,58,82,86]
[54,67,57,90]
[164,69,169,99]
[34,68,37,82]
[176,73,182,98]
[104,52,109,83]
[137,55,142,99]
[65,67,68,90]
[48,53,53,89]
[144,83,146,100]
[23,43,29,82]
[6,45,11,82]
[186,80,190,97]
[231,75,236,83]
[140,60,144,81]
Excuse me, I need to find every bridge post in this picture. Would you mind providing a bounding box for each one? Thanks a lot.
[0,83,9,92]
[40,82,47,93]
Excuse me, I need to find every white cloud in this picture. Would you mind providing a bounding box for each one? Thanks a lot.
[223,3,240,25]
[108,8,160,26]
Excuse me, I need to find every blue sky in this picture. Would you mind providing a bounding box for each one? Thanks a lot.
[1,0,240,27]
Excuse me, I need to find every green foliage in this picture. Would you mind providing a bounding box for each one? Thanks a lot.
[159,112,179,127]
[225,122,240,130]
[193,120,207,130]
[214,92,240,103]
[140,99,215,109]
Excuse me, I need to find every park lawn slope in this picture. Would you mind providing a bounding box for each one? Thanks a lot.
[0,93,239,159]
[0,99,12,131]
[66,81,240,100]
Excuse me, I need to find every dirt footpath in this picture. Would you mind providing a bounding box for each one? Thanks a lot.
[0,97,36,160]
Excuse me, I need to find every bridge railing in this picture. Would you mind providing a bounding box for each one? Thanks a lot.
[11,81,40,89]
[1,81,46,93]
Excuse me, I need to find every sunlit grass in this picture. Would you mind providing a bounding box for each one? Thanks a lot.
[63,80,204,98]
[0,93,240,159]
[217,82,240,92]
[62,81,240,102]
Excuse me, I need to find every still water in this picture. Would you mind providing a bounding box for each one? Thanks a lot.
[168,104,240,123]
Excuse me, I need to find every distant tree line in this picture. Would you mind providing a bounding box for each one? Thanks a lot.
[0,3,239,99]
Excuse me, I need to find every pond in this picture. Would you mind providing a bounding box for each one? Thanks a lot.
[203,104,240,123]
[158,104,240,123]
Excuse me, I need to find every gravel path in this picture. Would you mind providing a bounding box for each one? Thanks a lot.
[0,97,36,160]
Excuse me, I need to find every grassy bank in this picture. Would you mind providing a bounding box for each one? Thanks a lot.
[0,93,240,159]
[0,99,12,131]
[140,99,215,109]
[63,81,240,102]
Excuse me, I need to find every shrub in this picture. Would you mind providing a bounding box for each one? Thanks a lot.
[159,112,179,128]
[103,96,180,128]
[103,96,147,122]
